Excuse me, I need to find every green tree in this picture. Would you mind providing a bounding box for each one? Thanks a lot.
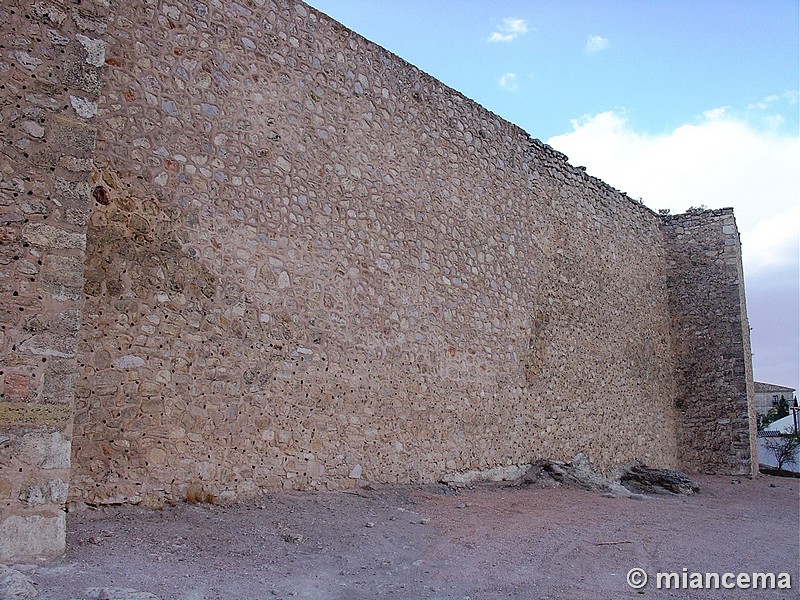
[757,413,771,431]
[765,396,790,425]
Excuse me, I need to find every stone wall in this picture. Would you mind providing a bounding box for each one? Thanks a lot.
[0,0,109,561]
[662,209,756,475]
[68,0,683,505]
[0,0,755,563]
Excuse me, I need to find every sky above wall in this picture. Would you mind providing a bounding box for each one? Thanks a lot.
[305,0,800,393]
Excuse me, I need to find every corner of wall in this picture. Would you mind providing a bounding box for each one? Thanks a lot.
[660,208,756,476]
[0,1,108,563]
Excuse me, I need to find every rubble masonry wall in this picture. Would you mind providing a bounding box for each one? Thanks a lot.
[1,0,754,562]
[662,210,756,475]
[0,0,110,561]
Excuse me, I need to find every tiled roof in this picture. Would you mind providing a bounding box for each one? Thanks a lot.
[757,430,789,438]
[754,381,796,393]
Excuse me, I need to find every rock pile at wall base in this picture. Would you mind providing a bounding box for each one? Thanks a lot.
[443,453,700,498]
[619,464,701,495]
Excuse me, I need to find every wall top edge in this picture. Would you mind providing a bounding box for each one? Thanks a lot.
[660,207,736,221]
[300,0,660,221]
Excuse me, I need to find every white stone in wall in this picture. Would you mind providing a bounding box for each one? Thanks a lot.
[70,95,98,119]
[113,355,146,369]
[75,34,106,67]
[0,514,66,562]
[19,433,71,470]
[441,464,532,486]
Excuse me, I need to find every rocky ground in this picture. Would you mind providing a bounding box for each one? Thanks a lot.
[6,474,799,599]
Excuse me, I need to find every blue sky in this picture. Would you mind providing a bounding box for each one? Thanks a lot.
[305,0,800,392]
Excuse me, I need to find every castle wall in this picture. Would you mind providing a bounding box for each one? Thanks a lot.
[0,0,756,563]
[68,0,681,505]
[0,0,109,561]
[662,209,756,475]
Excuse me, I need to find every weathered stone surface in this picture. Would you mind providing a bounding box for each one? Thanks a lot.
[0,565,38,600]
[0,514,66,562]
[0,403,72,427]
[619,464,700,495]
[521,454,633,496]
[19,478,69,507]
[112,355,146,369]
[517,455,699,497]
[49,115,97,157]
[40,255,85,288]
[22,224,86,250]
[18,333,77,358]
[70,95,98,119]
[75,34,106,67]
[441,464,531,487]
[0,0,754,564]
[18,432,71,470]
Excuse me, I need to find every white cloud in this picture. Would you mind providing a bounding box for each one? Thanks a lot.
[488,32,515,43]
[488,17,528,43]
[498,72,519,92]
[747,95,780,110]
[744,206,800,273]
[743,91,799,131]
[585,35,610,54]
[747,91,798,110]
[547,110,800,277]
[702,106,729,120]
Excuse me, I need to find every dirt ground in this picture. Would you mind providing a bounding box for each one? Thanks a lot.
[17,474,800,599]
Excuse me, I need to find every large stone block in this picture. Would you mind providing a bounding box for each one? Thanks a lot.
[22,224,86,250]
[18,333,77,359]
[0,513,66,562]
[18,431,71,470]
[49,115,97,158]
[40,255,85,288]
[0,403,72,427]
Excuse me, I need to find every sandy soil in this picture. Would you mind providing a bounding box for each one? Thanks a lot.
[19,474,800,599]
